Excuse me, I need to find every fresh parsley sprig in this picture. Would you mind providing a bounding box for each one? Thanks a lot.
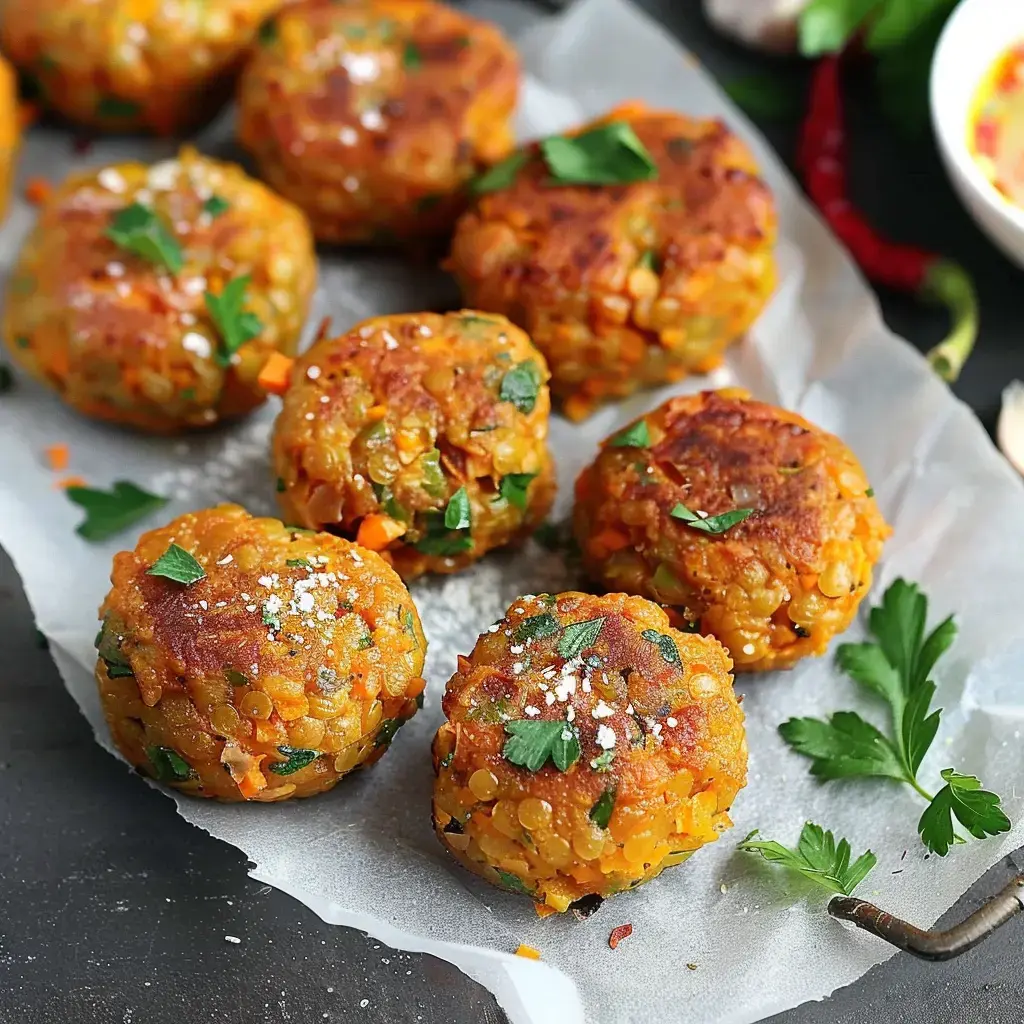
[205,275,263,368]
[739,822,877,896]
[780,579,1011,856]
[66,480,168,542]
[106,203,184,273]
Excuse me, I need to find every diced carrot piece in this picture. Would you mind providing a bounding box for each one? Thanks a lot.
[356,514,407,551]
[405,676,425,698]
[257,352,295,396]
[606,100,651,120]
[366,404,388,421]
[590,528,629,555]
[608,923,633,949]
[44,444,70,471]
[24,178,53,205]
[237,765,267,799]
[515,944,541,960]
[395,431,421,454]
[533,903,558,919]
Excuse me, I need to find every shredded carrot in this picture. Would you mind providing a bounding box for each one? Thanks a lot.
[24,177,53,206]
[356,513,406,551]
[405,676,426,699]
[56,475,88,490]
[237,765,267,800]
[608,923,633,950]
[515,944,541,960]
[533,904,558,920]
[365,404,388,421]
[44,444,70,471]
[256,352,295,395]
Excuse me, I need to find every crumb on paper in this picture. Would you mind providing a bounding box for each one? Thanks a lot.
[224,935,241,944]
[359,998,369,1008]
[608,924,633,950]
[687,963,698,971]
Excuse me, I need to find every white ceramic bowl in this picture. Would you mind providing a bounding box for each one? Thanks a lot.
[931,0,1024,270]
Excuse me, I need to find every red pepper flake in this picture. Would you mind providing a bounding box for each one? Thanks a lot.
[608,923,632,950]
[24,178,53,205]
[974,119,999,159]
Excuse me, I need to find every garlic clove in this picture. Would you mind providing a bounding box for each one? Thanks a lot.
[997,380,1024,475]
[702,0,810,54]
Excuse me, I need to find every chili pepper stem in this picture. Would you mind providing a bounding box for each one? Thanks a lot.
[923,261,979,383]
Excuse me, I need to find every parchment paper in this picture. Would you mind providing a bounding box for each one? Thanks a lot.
[2,2,1023,1022]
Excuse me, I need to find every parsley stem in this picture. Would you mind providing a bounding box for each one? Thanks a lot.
[908,777,935,803]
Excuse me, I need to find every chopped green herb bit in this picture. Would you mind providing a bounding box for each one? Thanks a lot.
[918,769,1010,857]
[413,511,473,556]
[416,193,442,212]
[637,249,661,273]
[558,617,605,660]
[540,122,658,187]
[106,202,183,274]
[205,275,263,368]
[375,718,405,747]
[444,486,472,530]
[591,750,615,772]
[355,625,374,650]
[739,822,877,896]
[14,333,31,346]
[514,613,560,643]
[440,751,454,769]
[589,787,617,829]
[404,609,416,635]
[533,521,564,550]
[224,669,249,687]
[609,420,650,448]
[0,363,12,393]
[670,503,755,535]
[262,603,281,631]
[640,628,681,667]
[495,869,534,895]
[202,194,230,218]
[286,558,311,569]
[467,696,513,725]
[498,472,537,511]
[146,746,195,783]
[865,487,875,497]
[503,718,581,772]
[499,361,542,413]
[257,18,277,44]
[471,150,529,194]
[146,543,206,585]
[66,480,168,542]
[268,746,319,775]
[403,41,423,70]
[418,449,446,498]
[97,95,142,119]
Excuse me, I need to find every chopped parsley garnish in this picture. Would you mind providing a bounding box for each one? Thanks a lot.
[444,486,472,530]
[146,543,206,585]
[0,363,12,393]
[205,275,263,368]
[286,557,311,569]
[146,746,194,783]
[670,503,755,535]
[97,95,142,119]
[268,746,319,775]
[375,718,405,747]
[865,487,875,497]
[609,420,650,448]
[589,788,616,829]
[402,41,423,70]
[467,697,513,724]
[418,449,446,498]
[591,750,616,772]
[739,823,876,896]
[780,579,1011,856]
[262,603,281,631]
[224,669,249,687]
[416,193,442,212]
[106,203,183,274]
[471,151,529,194]
[495,869,534,895]
[503,719,580,772]
[413,512,473,556]
[96,621,133,677]
[498,473,537,510]
[637,249,661,272]
[640,628,681,667]
[557,617,605,659]
[202,194,230,218]
[540,122,658,186]
[257,18,277,45]
[440,751,454,769]
[498,361,542,413]
[66,480,168,542]
[276,477,286,493]
[514,612,560,643]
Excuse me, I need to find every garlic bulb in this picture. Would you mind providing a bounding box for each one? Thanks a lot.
[997,380,1024,476]
[702,0,810,54]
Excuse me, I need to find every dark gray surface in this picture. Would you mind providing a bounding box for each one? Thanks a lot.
[2,3,1023,1023]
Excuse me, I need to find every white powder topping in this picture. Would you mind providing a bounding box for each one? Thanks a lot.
[360,108,384,131]
[591,701,614,719]
[667,717,678,728]
[338,126,358,146]
[341,52,380,84]
[306,365,322,380]
[524,705,540,717]
[742,643,756,655]
[596,724,617,750]
[98,168,127,193]
[182,332,211,358]
[216,554,233,565]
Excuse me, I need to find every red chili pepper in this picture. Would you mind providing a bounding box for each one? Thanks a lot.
[798,56,978,382]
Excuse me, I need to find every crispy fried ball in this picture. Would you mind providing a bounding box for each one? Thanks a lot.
[3,147,316,432]
[95,505,426,802]
[0,55,19,221]
[272,311,555,580]
[237,0,519,246]
[432,592,747,912]
[0,0,284,135]
[448,103,778,420]
[574,390,892,672]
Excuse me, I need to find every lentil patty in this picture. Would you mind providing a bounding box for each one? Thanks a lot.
[573,390,891,672]
[432,591,747,912]
[96,504,426,802]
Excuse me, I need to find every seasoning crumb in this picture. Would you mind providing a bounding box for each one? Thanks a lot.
[719,883,728,894]
[224,935,241,944]
[686,962,698,971]
[514,943,541,960]
[359,998,369,1008]
[608,924,633,950]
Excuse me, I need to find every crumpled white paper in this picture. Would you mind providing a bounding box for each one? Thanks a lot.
[1,2,1023,1022]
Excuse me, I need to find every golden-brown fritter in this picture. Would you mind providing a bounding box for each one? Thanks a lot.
[237,0,520,246]
[0,0,284,134]
[272,311,555,580]
[3,147,316,433]
[432,591,747,912]
[0,55,19,221]
[95,505,426,802]
[448,103,778,420]
[573,390,891,672]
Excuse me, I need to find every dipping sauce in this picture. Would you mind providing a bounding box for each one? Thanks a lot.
[970,42,1024,208]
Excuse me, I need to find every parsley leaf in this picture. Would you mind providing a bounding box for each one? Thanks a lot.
[591,750,615,772]
[146,746,195,783]
[670,503,755,535]
[589,788,616,829]
[498,473,537,510]
[514,613,560,643]
[66,480,168,542]
[413,510,473,556]
[540,122,658,186]
[403,41,423,70]
[609,420,650,448]
[722,73,800,119]
[503,719,581,772]
[269,746,319,775]
[471,151,529,194]
[495,868,534,895]
[558,617,605,659]
[918,769,1011,857]
[224,669,249,687]
[106,203,183,273]
[418,449,447,498]
[205,275,263,368]
[97,95,142,119]
[203,195,230,218]
[739,822,877,895]
[444,486,472,530]
[146,543,206,585]
[640,628,681,667]
[498,361,542,413]
[799,0,883,57]
[779,712,906,781]
[636,250,661,273]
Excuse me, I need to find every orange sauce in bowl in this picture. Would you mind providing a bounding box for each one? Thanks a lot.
[970,42,1024,208]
